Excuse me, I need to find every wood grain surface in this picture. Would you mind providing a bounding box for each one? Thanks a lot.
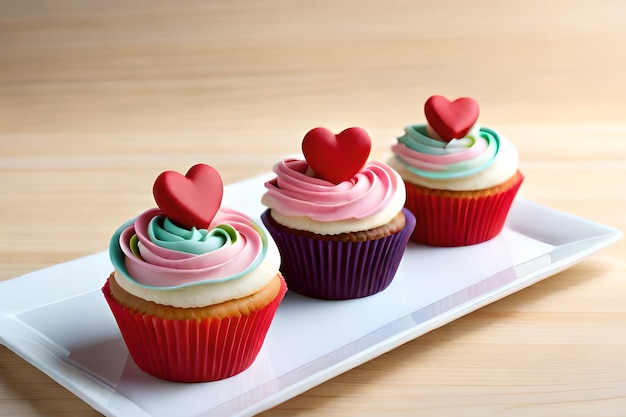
[1,1,625,415]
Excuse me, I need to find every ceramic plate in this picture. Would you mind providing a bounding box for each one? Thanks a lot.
[0,173,622,417]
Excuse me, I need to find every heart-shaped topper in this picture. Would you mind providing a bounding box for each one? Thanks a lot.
[424,95,480,142]
[152,163,223,230]
[301,127,371,184]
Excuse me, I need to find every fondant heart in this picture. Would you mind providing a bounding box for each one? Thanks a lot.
[301,127,371,184]
[152,164,223,230]
[424,95,480,142]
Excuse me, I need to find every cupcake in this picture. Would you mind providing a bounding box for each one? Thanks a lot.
[103,163,286,382]
[388,95,524,246]
[261,127,415,300]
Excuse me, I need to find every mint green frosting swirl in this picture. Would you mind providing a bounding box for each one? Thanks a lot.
[394,125,500,179]
[147,215,237,255]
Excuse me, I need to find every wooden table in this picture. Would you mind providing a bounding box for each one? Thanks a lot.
[1,1,625,415]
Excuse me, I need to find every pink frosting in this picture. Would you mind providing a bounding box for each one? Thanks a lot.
[262,159,400,221]
[119,207,263,287]
[391,138,488,171]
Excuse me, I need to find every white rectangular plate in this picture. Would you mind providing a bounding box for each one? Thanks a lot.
[0,173,622,417]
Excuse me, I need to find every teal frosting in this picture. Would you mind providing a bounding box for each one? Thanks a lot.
[396,124,500,179]
[147,215,237,255]
[109,212,270,290]
[398,124,457,154]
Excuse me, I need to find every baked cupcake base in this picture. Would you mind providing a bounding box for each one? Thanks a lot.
[261,208,415,300]
[103,273,286,382]
[404,170,524,246]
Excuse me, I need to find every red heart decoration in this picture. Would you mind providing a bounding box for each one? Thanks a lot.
[424,95,480,142]
[301,127,371,184]
[152,164,223,229]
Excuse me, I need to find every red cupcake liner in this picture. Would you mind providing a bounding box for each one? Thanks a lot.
[261,208,415,300]
[404,172,524,246]
[102,276,286,382]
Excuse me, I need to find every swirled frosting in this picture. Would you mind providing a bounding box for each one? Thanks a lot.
[389,123,519,191]
[110,207,280,308]
[261,159,406,234]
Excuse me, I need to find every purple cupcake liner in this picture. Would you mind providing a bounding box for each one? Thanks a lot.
[261,208,415,300]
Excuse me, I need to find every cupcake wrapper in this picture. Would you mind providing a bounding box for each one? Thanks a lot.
[404,173,524,247]
[102,276,286,382]
[261,208,415,300]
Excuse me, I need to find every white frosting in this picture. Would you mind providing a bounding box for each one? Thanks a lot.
[113,236,281,308]
[388,134,519,191]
